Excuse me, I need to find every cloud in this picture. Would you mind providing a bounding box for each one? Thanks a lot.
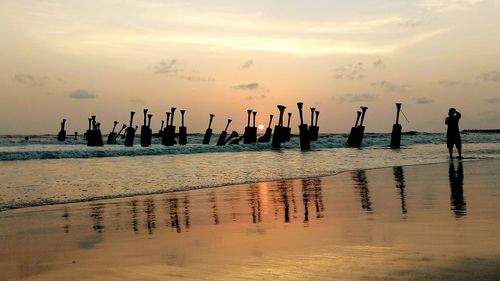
[418,0,483,12]
[234,83,261,90]
[246,94,267,100]
[12,74,48,87]
[478,70,500,82]
[414,97,433,104]
[155,59,179,74]
[67,89,97,99]
[335,62,364,80]
[180,75,215,82]
[484,97,500,103]
[372,59,385,68]
[241,60,254,69]
[331,93,376,103]
[371,80,408,92]
[435,80,462,86]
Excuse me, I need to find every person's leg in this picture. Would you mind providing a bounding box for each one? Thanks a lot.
[456,138,462,159]
[447,141,453,159]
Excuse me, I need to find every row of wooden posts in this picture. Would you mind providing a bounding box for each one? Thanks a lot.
[57,103,405,150]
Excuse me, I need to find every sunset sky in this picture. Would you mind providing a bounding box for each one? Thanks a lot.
[1,0,499,134]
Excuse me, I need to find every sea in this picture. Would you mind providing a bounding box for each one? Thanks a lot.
[0,132,499,212]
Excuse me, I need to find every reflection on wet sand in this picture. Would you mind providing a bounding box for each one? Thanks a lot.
[449,161,466,218]
[351,170,373,213]
[56,163,473,237]
[393,166,408,215]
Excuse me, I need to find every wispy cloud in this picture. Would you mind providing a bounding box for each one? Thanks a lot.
[484,97,500,103]
[155,59,179,74]
[234,83,261,90]
[67,89,97,99]
[372,59,385,69]
[435,79,462,86]
[335,63,364,80]
[478,70,500,82]
[331,93,376,103]
[371,80,408,92]
[414,97,433,104]
[12,74,48,87]
[418,0,483,12]
[179,75,215,82]
[241,60,254,69]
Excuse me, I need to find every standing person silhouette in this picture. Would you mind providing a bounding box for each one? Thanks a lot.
[445,108,462,159]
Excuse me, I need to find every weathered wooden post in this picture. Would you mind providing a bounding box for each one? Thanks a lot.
[158,120,164,136]
[74,131,78,140]
[347,111,361,145]
[390,103,402,149]
[202,114,215,144]
[106,121,119,144]
[272,105,286,148]
[114,124,127,143]
[244,110,257,144]
[179,109,187,145]
[162,112,170,145]
[308,108,319,141]
[57,119,67,141]
[349,107,368,147]
[258,115,273,143]
[86,116,96,146]
[283,112,292,142]
[124,111,136,147]
[297,102,311,150]
[217,119,231,145]
[95,122,104,146]
[140,109,153,147]
[163,108,177,146]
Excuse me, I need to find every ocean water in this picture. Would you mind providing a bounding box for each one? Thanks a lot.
[0,132,499,211]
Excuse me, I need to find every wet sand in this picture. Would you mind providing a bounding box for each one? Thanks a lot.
[1,160,499,280]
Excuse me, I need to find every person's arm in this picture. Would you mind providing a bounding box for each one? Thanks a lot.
[456,112,461,120]
[445,117,449,125]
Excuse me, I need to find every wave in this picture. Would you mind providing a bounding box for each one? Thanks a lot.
[0,132,498,161]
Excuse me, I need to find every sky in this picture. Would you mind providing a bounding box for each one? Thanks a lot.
[1,0,499,134]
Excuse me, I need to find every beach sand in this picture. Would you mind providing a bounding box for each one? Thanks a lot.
[0,160,499,280]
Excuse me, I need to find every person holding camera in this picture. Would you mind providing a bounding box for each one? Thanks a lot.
[445,108,462,159]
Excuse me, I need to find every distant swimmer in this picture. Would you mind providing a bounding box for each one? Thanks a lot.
[445,108,462,159]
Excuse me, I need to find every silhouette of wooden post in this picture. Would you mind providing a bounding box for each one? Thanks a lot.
[162,112,170,145]
[258,115,273,143]
[272,105,286,148]
[349,107,367,147]
[179,110,187,145]
[244,110,257,144]
[163,108,177,146]
[87,116,96,146]
[95,122,104,146]
[284,112,292,142]
[390,103,402,149]
[114,124,127,143]
[73,131,78,140]
[84,118,91,140]
[124,111,136,147]
[347,111,361,145]
[217,119,231,145]
[158,120,164,135]
[202,114,215,144]
[297,102,311,150]
[107,121,119,144]
[308,108,319,141]
[140,109,153,147]
[57,119,67,141]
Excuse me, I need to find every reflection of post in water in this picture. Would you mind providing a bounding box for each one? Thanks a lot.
[129,199,139,233]
[90,203,105,234]
[302,179,310,223]
[312,178,324,218]
[183,195,190,230]
[393,166,408,214]
[449,161,466,218]
[290,181,298,219]
[208,191,219,225]
[248,184,262,224]
[168,198,181,233]
[62,207,70,233]
[143,198,156,235]
[352,170,373,213]
[278,180,291,223]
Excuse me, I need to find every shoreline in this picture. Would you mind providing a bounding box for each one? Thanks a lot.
[1,159,499,280]
[1,157,492,213]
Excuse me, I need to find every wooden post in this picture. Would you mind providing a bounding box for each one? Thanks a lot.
[390,103,402,148]
[217,119,231,145]
[140,109,153,147]
[179,109,187,145]
[258,115,273,143]
[272,105,286,148]
[124,111,136,147]
[57,119,67,141]
[297,102,310,150]
[202,114,215,144]
[107,121,119,144]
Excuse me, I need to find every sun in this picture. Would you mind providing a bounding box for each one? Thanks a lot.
[258,124,265,130]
